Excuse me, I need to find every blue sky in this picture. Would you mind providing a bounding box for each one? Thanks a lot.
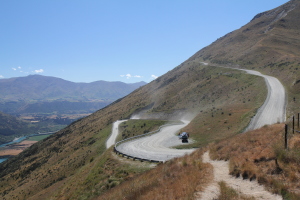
[0,0,289,83]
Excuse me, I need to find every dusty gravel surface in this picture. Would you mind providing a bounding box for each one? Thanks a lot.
[196,152,282,200]
[116,121,195,162]
[106,120,128,149]
[107,67,287,198]
[109,69,286,162]
[242,69,286,131]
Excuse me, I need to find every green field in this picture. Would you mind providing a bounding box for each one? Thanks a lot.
[116,119,170,142]
[27,134,52,141]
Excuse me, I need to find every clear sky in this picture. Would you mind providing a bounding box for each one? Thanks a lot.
[0,0,289,83]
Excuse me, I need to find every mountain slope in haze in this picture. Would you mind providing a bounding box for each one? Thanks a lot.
[0,75,146,116]
[0,74,146,101]
[190,0,300,114]
[1,1,300,199]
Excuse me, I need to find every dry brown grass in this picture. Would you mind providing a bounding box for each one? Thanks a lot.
[98,149,213,200]
[218,181,255,200]
[2,2,300,199]
[0,61,264,199]
[177,68,267,149]
[210,123,300,199]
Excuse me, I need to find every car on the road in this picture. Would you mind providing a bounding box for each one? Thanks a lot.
[178,132,189,143]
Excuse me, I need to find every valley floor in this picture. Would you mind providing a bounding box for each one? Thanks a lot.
[0,140,37,157]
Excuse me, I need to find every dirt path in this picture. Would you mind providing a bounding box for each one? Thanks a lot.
[196,151,282,200]
[106,120,128,149]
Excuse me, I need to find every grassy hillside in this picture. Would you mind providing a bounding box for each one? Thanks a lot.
[190,0,300,116]
[116,119,169,142]
[98,123,300,200]
[1,0,300,199]
[209,123,300,199]
[99,149,212,200]
[0,63,266,199]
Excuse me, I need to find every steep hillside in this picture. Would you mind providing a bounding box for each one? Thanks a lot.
[101,123,300,200]
[208,122,300,199]
[0,63,266,199]
[1,1,299,199]
[189,0,300,115]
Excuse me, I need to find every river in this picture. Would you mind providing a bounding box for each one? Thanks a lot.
[0,132,55,163]
[0,158,8,163]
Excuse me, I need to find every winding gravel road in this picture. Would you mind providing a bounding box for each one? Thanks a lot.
[108,68,286,162]
[116,121,194,162]
[242,69,286,131]
[106,120,127,149]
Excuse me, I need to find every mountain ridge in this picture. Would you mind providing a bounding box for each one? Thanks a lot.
[188,0,300,116]
[0,74,146,101]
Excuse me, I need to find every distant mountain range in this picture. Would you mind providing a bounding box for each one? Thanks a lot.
[0,75,146,142]
[0,74,146,101]
[0,75,146,115]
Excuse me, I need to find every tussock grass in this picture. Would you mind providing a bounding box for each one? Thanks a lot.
[218,181,255,200]
[116,119,169,142]
[210,123,300,199]
[58,149,152,200]
[176,67,267,148]
[0,63,268,200]
[2,3,300,199]
[98,149,212,200]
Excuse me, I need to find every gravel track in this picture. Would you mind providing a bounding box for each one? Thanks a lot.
[242,69,286,131]
[106,67,287,198]
[108,69,286,162]
[106,120,127,149]
[116,121,194,162]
